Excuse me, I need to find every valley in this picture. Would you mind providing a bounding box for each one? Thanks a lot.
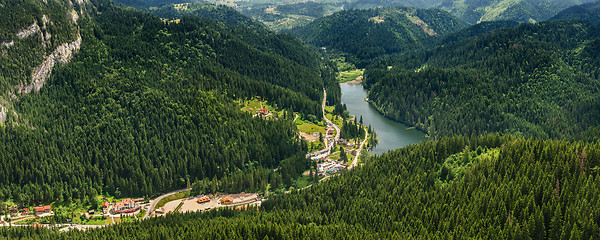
[1,0,600,238]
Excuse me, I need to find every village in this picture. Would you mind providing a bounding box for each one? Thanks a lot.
[153,192,261,216]
[0,192,263,230]
[0,90,369,230]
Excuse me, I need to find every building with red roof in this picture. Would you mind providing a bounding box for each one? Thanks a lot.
[34,205,52,215]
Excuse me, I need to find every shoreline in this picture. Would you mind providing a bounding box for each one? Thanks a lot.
[340,76,363,85]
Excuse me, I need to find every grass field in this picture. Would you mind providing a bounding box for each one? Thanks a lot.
[239,98,284,120]
[293,175,315,189]
[337,69,364,83]
[295,118,326,135]
[156,191,190,209]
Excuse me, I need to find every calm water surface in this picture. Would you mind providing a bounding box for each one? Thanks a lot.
[341,83,427,155]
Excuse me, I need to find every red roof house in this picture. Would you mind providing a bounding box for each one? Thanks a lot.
[34,205,51,214]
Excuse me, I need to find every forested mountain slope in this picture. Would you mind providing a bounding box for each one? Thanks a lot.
[149,2,265,29]
[0,0,91,122]
[0,0,333,204]
[342,0,440,9]
[289,6,467,67]
[551,1,600,25]
[3,134,600,238]
[365,20,600,140]
[436,0,596,23]
[437,20,517,45]
[112,0,189,10]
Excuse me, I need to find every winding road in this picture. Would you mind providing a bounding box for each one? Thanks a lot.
[322,89,340,149]
[143,188,188,219]
[3,90,370,228]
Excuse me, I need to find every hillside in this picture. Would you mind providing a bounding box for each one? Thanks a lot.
[206,0,441,31]
[551,1,600,25]
[437,0,597,23]
[364,20,600,139]
[437,20,518,45]
[149,2,265,29]
[289,6,468,67]
[3,134,600,238]
[0,0,90,122]
[0,0,336,205]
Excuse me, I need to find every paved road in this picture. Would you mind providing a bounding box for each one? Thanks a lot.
[305,89,342,159]
[322,89,340,149]
[143,188,188,219]
[349,130,368,169]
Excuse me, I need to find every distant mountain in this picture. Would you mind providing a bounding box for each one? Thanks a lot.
[551,1,600,24]
[344,0,440,9]
[437,20,518,45]
[436,0,597,23]
[149,2,266,29]
[289,6,468,66]
[112,0,191,10]
[207,0,443,31]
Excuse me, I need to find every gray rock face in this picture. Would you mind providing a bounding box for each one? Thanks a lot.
[0,104,6,122]
[16,22,41,39]
[18,36,82,94]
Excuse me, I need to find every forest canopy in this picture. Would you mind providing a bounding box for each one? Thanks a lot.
[0,0,336,205]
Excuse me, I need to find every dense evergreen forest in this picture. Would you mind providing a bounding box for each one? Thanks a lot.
[3,134,600,238]
[2,1,600,238]
[551,1,600,25]
[148,2,265,29]
[365,19,600,140]
[0,0,82,96]
[289,6,467,67]
[0,0,337,205]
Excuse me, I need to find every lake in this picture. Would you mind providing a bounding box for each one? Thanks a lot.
[341,83,427,155]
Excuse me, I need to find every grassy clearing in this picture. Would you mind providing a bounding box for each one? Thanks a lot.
[174,202,184,213]
[337,69,364,83]
[136,209,146,219]
[324,105,334,113]
[308,141,325,152]
[80,216,107,225]
[295,118,326,135]
[156,191,190,209]
[346,154,355,165]
[293,175,315,189]
[239,98,283,119]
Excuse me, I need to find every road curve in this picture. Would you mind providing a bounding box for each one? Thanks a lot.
[143,188,188,219]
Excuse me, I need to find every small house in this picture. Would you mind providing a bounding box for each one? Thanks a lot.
[197,196,210,204]
[220,196,234,205]
[34,205,52,215]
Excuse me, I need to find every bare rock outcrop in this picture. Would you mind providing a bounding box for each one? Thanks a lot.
[16,22,41,39]
[1,41,14,48]
[18,35,82,93]
[0,104,6,122]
